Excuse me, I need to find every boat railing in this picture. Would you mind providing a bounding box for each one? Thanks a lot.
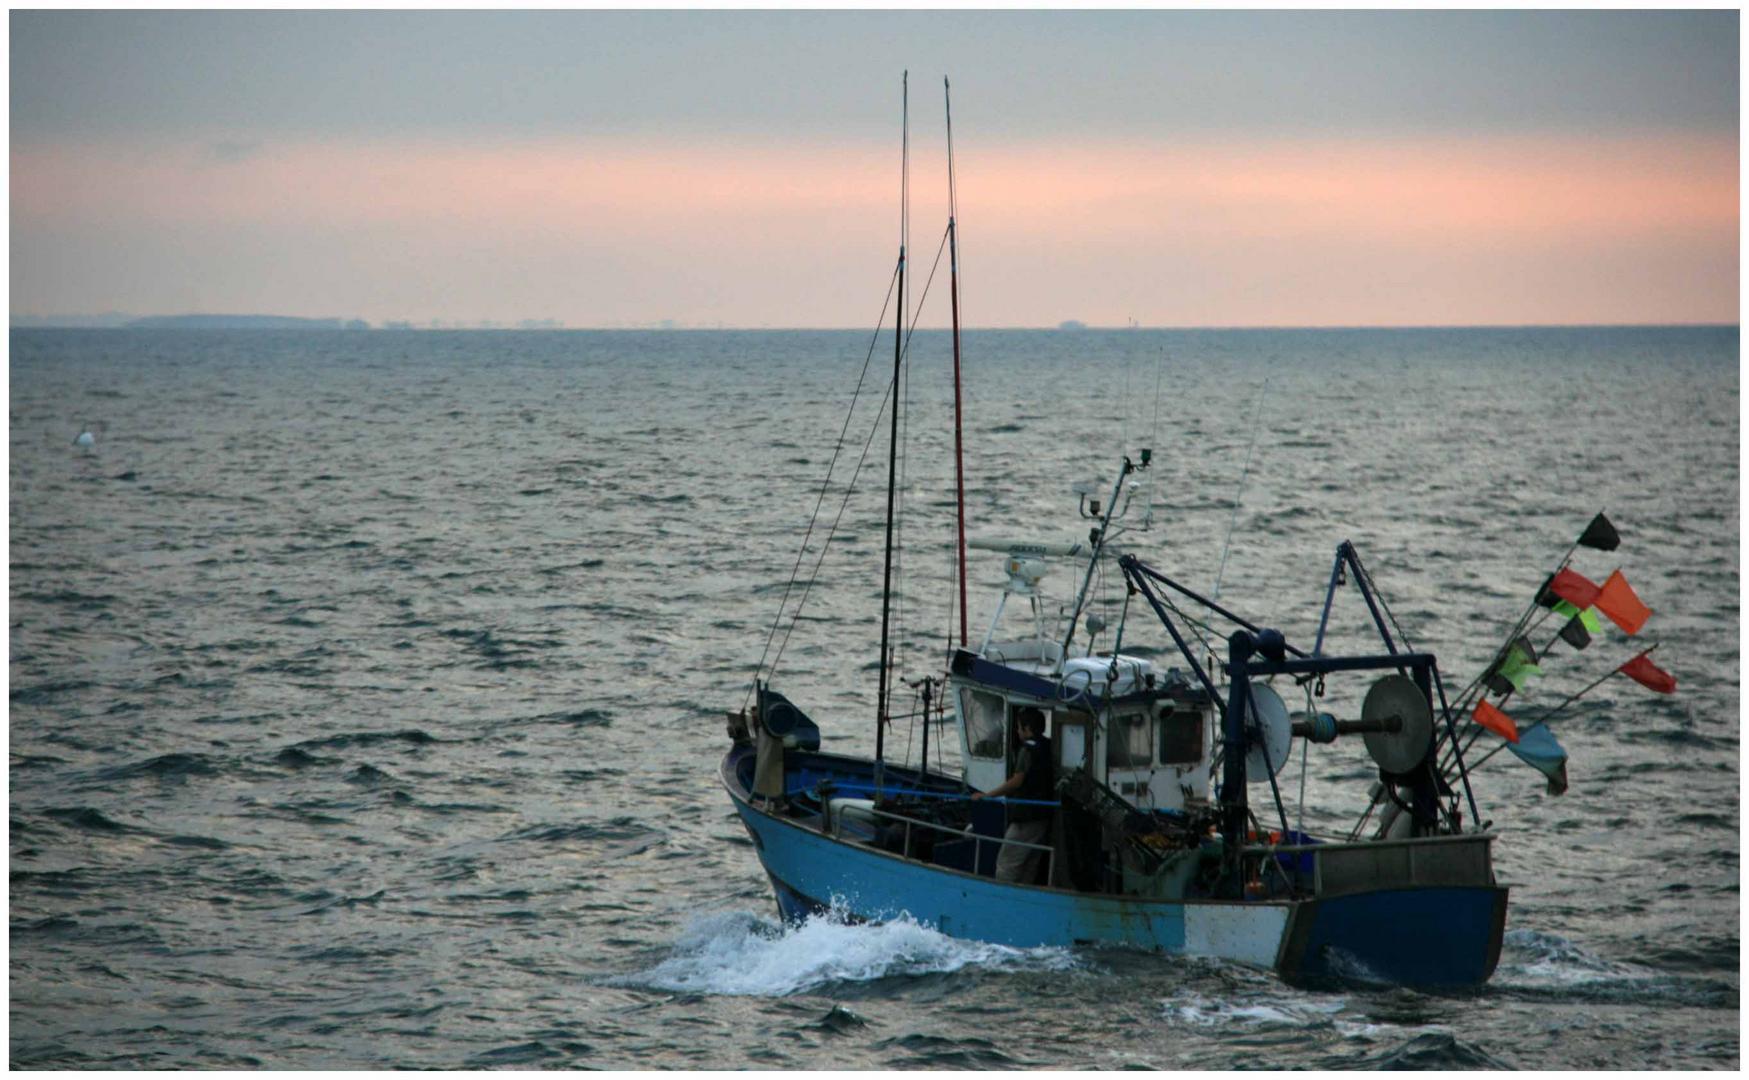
[847,804,1054,884]
[1241,831,1496,898]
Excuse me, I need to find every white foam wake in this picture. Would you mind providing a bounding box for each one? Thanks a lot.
[1163,988,1445,1042]
[1496,928,1640,985]
[608,907,1079,997]
[1165,990,1349,1030]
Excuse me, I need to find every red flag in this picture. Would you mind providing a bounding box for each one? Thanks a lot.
[1544,567,1601,610]
[1473,699,1520,743]
[1618,652,1676,694]
[1595,569,1651,635]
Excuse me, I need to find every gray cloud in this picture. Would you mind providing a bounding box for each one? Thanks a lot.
[11,11,1739,143]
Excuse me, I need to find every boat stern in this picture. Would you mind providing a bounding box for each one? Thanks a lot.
[1269,833,1508,987]
[1276,884,1508,987]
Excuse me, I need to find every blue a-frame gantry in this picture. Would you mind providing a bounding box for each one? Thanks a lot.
[1116,543,1483,873]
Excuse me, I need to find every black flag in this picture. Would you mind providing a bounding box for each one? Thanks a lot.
[1514,635,1538,665]
[1577,512,1620,552]
[1558,614,1591,651]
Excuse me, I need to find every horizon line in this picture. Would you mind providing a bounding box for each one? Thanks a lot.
[9,319,1741,332]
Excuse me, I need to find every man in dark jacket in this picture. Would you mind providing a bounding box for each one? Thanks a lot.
[973,707,1054,883]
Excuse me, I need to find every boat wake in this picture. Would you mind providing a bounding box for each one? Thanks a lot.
[1492,929,1735,1007]
[1159,984,1481,1068]
[607,908,1079,997]
[1497,928,1636,985]
[1164,990,1354,1031]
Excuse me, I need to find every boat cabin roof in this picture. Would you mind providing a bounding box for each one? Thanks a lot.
[950,645,1213,711]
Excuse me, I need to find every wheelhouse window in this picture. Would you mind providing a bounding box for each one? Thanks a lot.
[1054,709,1091,772]
[1159,705,1203,765]
[961,689,1006,760]
[1106,710,1152,768]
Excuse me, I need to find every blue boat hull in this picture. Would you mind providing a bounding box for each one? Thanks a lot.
[722,748,1506,987]
[1275,886,1508,986]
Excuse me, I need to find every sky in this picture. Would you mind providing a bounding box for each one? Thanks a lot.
[10,10,1740,328]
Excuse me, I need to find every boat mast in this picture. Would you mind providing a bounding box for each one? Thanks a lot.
[946,77,969,647]
[876,72,908,769]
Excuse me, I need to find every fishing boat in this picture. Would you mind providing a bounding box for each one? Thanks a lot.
[720,78,1673,989]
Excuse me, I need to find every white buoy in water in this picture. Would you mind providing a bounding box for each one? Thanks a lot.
[73,430,95,448]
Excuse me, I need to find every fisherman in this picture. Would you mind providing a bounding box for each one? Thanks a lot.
[972,707,1054,883]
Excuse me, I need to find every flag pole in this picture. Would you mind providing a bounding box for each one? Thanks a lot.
[1464,643,1661,773]
[1436,515,1609,758]
[1445,572,1649,771]
[1435,575,1566,760]
[1439,605,1572,773]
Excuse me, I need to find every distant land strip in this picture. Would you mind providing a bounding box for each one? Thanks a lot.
[124,314,371,330]
[9,314,574,330]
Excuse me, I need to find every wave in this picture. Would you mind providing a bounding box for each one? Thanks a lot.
[498,817,664,857]
[536,558,605,574]
[604,907,1078,998]
[43,806,137,833]
[515,708,612,727]
[1162,983,1360,1034]
[12,753,69,770]
[1354,1032,1512,1069]
[96,752,220,782]
[1498,927,1638,984]
[273,747,329,768]
[806,1003,869,1034]
[13,590,117,608]
[10,679,96,704]
[1493,928,1737,1008]
[300,888,387,915]
[161,834,230,850]
[346,763,397,786]
[11,868,95,895]
[288,729,439,751]
[468,1040,591,1064]
[874,1031,1022,1068]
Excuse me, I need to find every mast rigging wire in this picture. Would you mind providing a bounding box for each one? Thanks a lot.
[1151,350,1166,518]
[1212,379,1269,600]
[891,223,956,698]
[745,262,901,707]
[762,224,953,693]
[763,357,897,690]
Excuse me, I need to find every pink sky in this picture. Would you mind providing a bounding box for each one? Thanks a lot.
[11,131,1738,327]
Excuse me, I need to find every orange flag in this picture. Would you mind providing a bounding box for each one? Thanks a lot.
[1473,699,1520,743]
[1594,569,1651,635]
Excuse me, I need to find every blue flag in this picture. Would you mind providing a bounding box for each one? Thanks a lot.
[1506,724,1569,795]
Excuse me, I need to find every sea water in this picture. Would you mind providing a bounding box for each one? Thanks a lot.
[9,326,1738,1067]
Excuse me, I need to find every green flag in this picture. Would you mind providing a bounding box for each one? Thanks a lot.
[1497,638,1543,692]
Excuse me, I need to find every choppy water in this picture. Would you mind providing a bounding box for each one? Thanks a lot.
[10,325,1739,1068]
